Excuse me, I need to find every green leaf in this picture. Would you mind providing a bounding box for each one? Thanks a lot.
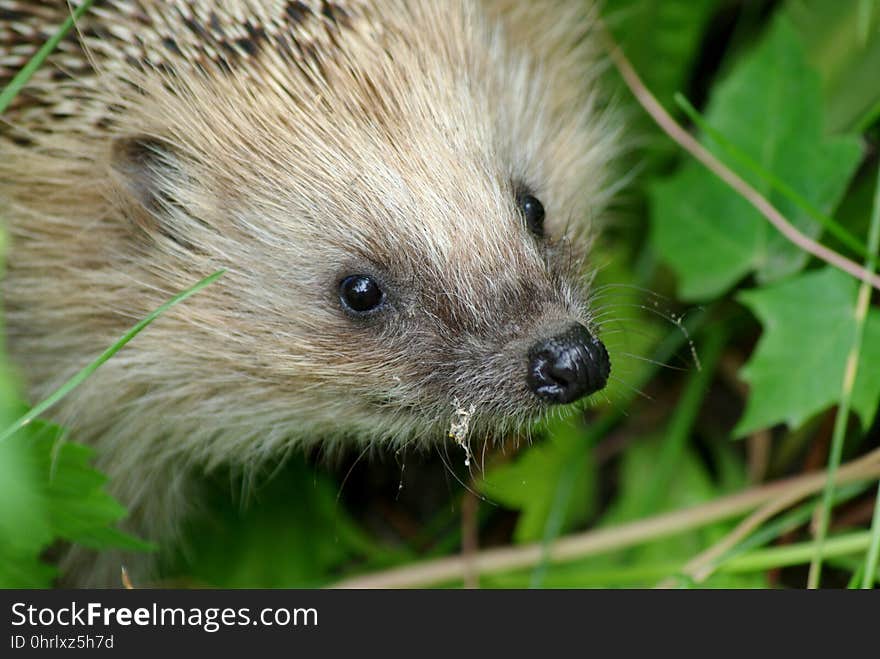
[0,270,225,445]
[0,243,154,584]
[592,440,754,585]
[173,458,388,587]
[735,267,880,436]
[29,421,153,552]
[479,415,596,543]
[0,416,150,586]
[589,243,665,405]
[788,0,880,132]
[651,16,863,301]
[480,441,756,588]
[604,0,719,109]
[0,427,56,587]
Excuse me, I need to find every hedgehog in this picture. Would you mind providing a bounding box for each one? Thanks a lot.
[0,0,619,586]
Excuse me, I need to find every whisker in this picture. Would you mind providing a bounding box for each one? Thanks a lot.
[590,302,684,320]
[614,351,689,372]
[607,374,654,401]
[336,442,372,502]
[436,443,491,504]
[590,282,673,299]
[599,328,665,343]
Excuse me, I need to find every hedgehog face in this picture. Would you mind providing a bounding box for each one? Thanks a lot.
[0,0,620,585]
[285,139,613,436]
[328,206,610,430]
[90,0,620,446]
[4,0,619,453]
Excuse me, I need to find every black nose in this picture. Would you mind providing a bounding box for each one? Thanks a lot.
[526,323,610,404]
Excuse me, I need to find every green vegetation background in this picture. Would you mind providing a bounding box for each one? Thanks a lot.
[1,0,879,588]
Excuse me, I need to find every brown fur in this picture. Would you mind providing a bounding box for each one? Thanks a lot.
[0,0,618,585]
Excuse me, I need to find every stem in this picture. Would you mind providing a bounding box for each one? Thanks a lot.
[528,308,710,587]
[858,0,874,46]
[0,271,225,444]
[637,326,726,517]
[674,93,867,259]
[461,487,479,589]
[860,165,880,589]
[659,453,880,586]
[864,484,880,587]
[661,483,868,586]
[601,27,880,293]
[491,531,875,586]
[809,161,880,588]
[724,532,871,574]
[529,440,585,588]
[331,450,880,588]
[0,0,96,114]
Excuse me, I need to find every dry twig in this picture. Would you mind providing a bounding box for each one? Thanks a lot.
[332,451,880,588]
[602,29,880,293]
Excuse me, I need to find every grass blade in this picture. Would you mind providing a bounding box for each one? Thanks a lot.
[725,532,872,574]
[674,93,868,260]
[528,307,710,587]
[0,0,96,114]
[0,270,225,444]
[858,0,876,46]
[809,161,880,587]
[861,165,880,589]
[862,486,880,587]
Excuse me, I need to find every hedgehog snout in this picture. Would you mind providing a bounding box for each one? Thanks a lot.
[525,323,610,404]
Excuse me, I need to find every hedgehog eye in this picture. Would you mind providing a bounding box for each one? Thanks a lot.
[339,275,385,314]
[518,192,545,238]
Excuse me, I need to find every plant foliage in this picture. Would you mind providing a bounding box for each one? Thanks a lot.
[1,0,879,589]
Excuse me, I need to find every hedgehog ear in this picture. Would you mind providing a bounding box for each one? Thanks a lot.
[110,135,182,212]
